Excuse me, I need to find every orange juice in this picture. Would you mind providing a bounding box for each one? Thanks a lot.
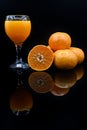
[5,20,31,45]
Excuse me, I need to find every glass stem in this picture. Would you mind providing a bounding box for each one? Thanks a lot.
[17,72,23,87]
[15,45,22,64]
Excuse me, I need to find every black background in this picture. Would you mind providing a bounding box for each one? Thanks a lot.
[0,0,87,67]
[0,0,87,130]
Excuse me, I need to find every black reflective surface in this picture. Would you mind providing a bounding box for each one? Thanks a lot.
[0,60,87,130]
[0,0,87,129]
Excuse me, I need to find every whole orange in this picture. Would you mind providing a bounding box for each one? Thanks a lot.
[70,47,85,64]
[54,49,78,69]
[48,32,72,51]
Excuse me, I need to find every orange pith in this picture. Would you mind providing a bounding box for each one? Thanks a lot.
[28,45,54,71]
[28,71,54,93]
[48,32,72,51]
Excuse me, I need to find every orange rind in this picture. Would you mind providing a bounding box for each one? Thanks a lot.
[70,47,85,64]
[54,49,78,69]
[48,32,72,51]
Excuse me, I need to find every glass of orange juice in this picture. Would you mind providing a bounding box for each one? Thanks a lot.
[4,15,31,70]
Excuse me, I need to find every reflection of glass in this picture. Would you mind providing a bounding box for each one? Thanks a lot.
[28,72,54,93]
[5,15,31,70]
[9,87,33,116]
[9,71,33,116]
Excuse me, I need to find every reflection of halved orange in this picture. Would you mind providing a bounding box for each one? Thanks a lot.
[28,71,54,93]
[54,49,78,69]
[48,32,72,51]
[10,88,33,111]
[74,65,84,80]
[27,45,54,71]
[70,47,85,64]
[54,70,77,88]
[50,85,70,96]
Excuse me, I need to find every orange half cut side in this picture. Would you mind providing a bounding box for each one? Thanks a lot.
[28,45,54,71]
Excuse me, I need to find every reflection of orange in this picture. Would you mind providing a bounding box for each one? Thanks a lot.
[70,47,85,64]
[54,49,78,69]
[28,45,54,71]
[54,70,77,88]
[50,85,70,96]
[48,32,72,51]
[74,65,84,80]
[28,71,54,93]
[10,88,33,111]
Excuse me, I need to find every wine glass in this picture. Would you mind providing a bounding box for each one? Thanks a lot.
[4,15,31,70]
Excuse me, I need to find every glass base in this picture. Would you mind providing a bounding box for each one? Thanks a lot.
[9,61,29,71]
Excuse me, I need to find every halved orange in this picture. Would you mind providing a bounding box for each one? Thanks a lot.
[28,71,54,93]
[28,45,54,71]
